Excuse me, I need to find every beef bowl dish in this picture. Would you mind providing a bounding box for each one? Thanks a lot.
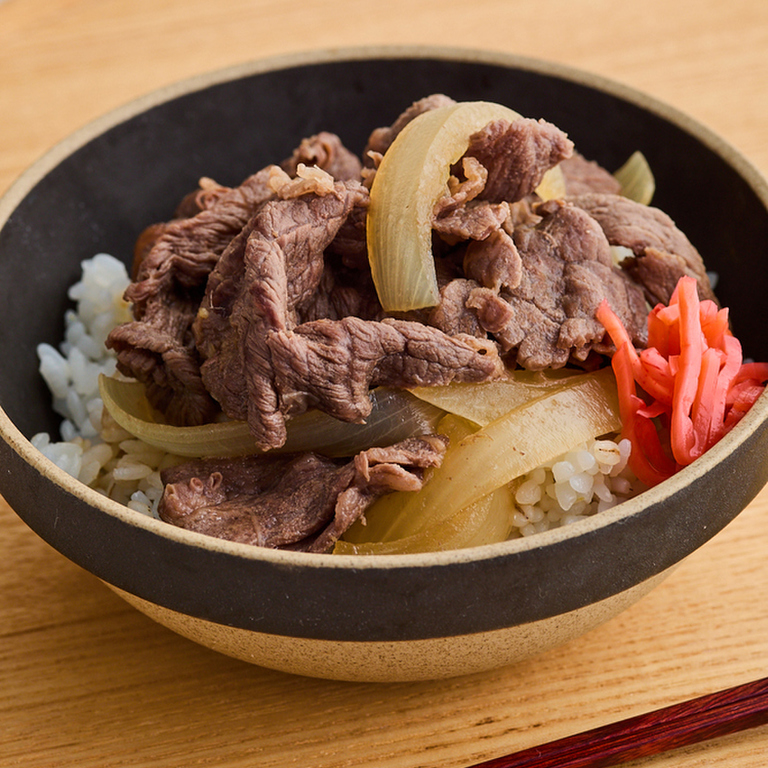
[1,47,767,682]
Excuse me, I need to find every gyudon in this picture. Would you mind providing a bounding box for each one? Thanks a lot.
[39,94,764,554]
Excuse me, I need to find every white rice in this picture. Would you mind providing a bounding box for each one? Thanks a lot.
[33,253,172,518]
[509,437,641,537]
[35,254,642,534]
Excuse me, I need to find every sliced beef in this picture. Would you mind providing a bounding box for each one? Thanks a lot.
[427,278,487,337]
[324,194,369,269]
[430,118,572,250]
[560,153,622,196]
[294,255,383,324]
[432,157,511,243]
[106,168,280,424]
[193,179,371,448]
[125,167,276,318]
[463,117,574,203]
[569,192,716,305]
[429,200,648,369]
[173,176,233,220]
[106,297,219,425]
[280,131,363,182]
[132,178,234,273]
[463,228,523,292]
[433,202,511,244]
[364,93,456,162]
[158,435,448,553]
[497,199,648,368]
[266,316,502,425]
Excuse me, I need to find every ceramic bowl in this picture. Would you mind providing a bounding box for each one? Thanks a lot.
[1,46,767,682]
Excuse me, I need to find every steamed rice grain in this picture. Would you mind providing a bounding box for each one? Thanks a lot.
[33,254,175,517]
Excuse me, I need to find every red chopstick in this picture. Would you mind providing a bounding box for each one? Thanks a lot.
[470,677,768,768]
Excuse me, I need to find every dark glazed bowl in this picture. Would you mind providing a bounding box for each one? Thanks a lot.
[1,47,767,682]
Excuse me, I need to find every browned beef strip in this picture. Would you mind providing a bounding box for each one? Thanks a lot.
[568,192,716,305]
[433,202,511,243]
[324,199,369,269]
[266,316,502,426]
[431,158,510,244]
[560,153,622,196]
[426,194,650,368]
[106,297,219,425]
[429,119,572,247]
[433,200,648,370]
[125,167,276,318]
[501,200,648,367]
[280,131,363,182]
[294,255,383,324]
[158,435,448,553]
[463,117,574,203]
[105,168,280,424]
[108,134,365,425]
[462,227,523,292]
[427,278,488,338]
[364,93,456,162]
[173,177,233,220]
[193,180,371,448]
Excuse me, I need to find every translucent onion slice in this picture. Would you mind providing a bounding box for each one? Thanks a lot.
[614,150,655,205]
[408,367,584,426]
[535,163,567,202]
[367,100,525,312]
[341,412,477,546]
[98,375,445,458]
[334,485,514,555]
[357,367,621,543]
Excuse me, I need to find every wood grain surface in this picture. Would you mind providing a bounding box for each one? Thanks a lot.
[1,1,768,766]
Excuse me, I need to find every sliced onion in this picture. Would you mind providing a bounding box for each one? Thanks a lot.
[614,150,655,205]
[354,367,621,543]
[367,100,524,312]
[98,375,445,458]
[408,368,584,426]
[334,485,514,555]
[337,411,516,554]
[535,163,567,201]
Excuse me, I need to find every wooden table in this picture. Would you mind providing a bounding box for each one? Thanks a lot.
[2,1,767,765]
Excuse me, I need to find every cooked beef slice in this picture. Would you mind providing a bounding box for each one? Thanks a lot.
[106,168,280,424]
[173,176,233,220]
[266,316,503,425]
[560,153,622,196]
[324,200,369,268]
[193,179,371,448]
[308,434,448,553]
[294,255,383,324]
[463,228,523,292]
[106,297,219,425]
[430,118,572,246]
[462,117,574,203]
[364,93,456,162]
[569,193,716,305]
[132,179,233,273]
[125,167,276,318]
[280,131,363,182]
[433,202,511,243]
[158,435,448,553]
[454,199,649,369]
[427,278,488,337]
[432,157,511,243]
